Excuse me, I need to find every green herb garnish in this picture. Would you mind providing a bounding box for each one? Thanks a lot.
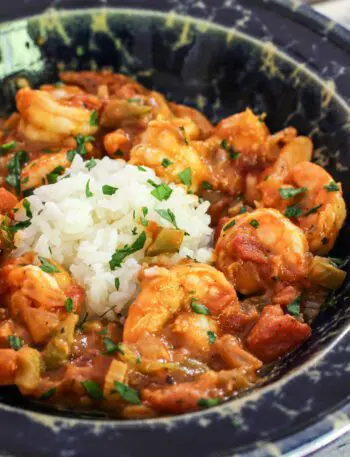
[190,298,210,315]
[286,296,301,317]
[89,110,99,126]
[5,150,28,195]
[178,167,192,189]
[223,220,236,231]
[201,181,213,190]
[23,199,32,219]
[151,183,173,201]
[102,185,118,196]
[115,278,120,290]
[155,208,178,228]
[81,381,104,401]
[67,135,94,162]
[161,158,173,168]
[284,204,303,219]
[65,298,73,313]
[207,331,216,344]
[140,207,148,227]
[85,179,93,198]
[46,165,65,184]
[8,335,23,351]
[324,181,339,192]
[250,219,259,229]
[103,337,118,354]
[304,204,322,216]
[179,126,189,145]
[39,388,56,400]
[109,231,147,269]
[85,158,97,170]
[38,257,59,274]
[197,398,220,408]
[279,187,307,199]
[0,141,16,154]
[137,166,146,172]
[114,381,141,405]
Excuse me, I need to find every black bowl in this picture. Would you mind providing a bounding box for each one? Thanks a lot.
[0,1,349,457]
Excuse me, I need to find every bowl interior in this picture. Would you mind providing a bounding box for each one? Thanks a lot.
[0,7,349,418]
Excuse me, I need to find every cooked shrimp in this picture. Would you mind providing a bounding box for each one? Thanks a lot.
[215,208,311,295]
[1,254,84,344]
[202,110,298,196]
[103,129,132,159]
[258,160,346,254]
[124,263,256,352]
[16,87,99,143]
[129,120,209,192]
[20,150,70,190]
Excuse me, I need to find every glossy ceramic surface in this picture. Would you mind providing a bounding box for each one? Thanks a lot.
[0,1,349,456]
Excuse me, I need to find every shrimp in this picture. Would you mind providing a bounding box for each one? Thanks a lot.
[1,253,85,344]
[201,110,298,196]
[124,263,257,355]
[103,129,132,159]
[20,150,70,191]
[129,120,209,192]
[16,87,99,143]
[215,208,311,296]
[258,159,346,254]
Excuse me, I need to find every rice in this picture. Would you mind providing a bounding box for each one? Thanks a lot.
[14,155,213,318]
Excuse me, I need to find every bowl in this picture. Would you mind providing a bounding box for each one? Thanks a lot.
[0,1,349,456]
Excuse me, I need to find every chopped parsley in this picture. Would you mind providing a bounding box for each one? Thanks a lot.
[147,179,158,187]
[190,298,210,315]
[114,381,141,405]
[197,398,220,408]
[8,335,23,351]
[201,181,213,190]
[250,219,259,229]
[279,187,307,200]
[178,167,192,189]
[151,183,173,201]
[207,331,216,344]
[304,204,322,216]
[284,204,302,219]
[5,150,29,195]
[81,381,104,401]
[286,296,301,317]
[179,126,189,145]
[0,141,16,154]
[131,227,138,235]
[324,181,339,192]
[67,135,94,162]
[220,138,239,159]
[155,208,178,228]
[65,298,73,313]
[39,388,56,400]
[102,185,118,196]
[23,199,32,219]
[109,231,146,270]
[46,165,65,184]
[137,166,146,172]
[140,207,148,227]
[9,220,31,233]
[38,257,59,274]
[89,110,99,126]
[223,220,236,231]
[161,158,173,168]
[85,179,93,198]
[239,206,247,214]
[103,337,118,354]
[114,149,124,157]
[85,158,97,170]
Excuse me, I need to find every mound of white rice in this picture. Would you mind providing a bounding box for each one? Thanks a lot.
[14,156,213,318]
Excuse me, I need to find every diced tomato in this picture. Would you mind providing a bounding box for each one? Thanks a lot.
[246,305,311,363]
